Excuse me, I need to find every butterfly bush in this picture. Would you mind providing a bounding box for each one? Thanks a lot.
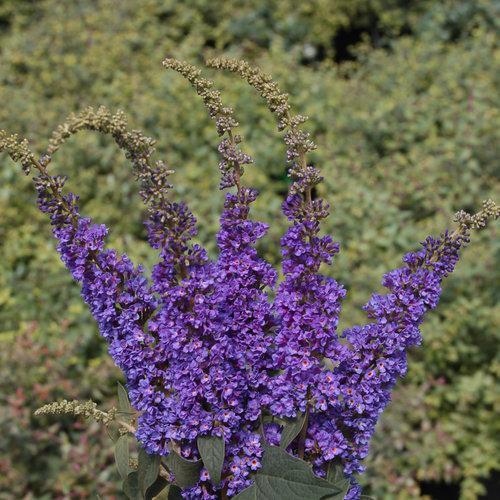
[1,58,498,499]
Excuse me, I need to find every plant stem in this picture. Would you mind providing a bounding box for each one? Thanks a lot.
[115,419,136,435]
[227,129,242,194]
[297,403,309,459]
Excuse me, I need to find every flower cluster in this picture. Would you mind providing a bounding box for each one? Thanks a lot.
[2,59,498,499]
[304,231,467,482]
[267,196,345,418]
[32,172,159,422]
[136,186,277,497]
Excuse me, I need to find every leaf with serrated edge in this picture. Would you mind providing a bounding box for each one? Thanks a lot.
[138,448,160,496]
[165,450,202,488]
[114,435,130,480]
[197,435,225,484]
[279,412,306,449]
[252,446,342,500]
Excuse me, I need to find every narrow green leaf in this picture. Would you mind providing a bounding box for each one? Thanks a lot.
[197,435,225,484]
[360,496,375,499]
[114,434,130,480]
[117,381,134,416]
[257,417,267,445]
[123,471,142,500]
[279,412,306,449]
[138,448,161,496]
[325,460,350,498]
[326,461,344,484]
[165,450,202,488]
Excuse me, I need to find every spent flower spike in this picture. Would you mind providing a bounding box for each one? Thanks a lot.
[1,58,498,499]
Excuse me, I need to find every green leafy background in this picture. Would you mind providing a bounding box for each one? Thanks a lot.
[0,1,498,498]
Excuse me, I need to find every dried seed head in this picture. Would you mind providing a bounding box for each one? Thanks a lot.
[35,399,117,425]
[163,58,252,189]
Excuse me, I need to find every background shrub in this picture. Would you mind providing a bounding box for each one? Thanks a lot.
[0,326,120,499]
[0,1,498,498]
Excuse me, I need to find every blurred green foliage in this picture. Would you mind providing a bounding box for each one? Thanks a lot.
[0,0,498,498]
[0,327,121,499]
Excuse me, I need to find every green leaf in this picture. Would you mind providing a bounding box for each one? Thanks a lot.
[145,476,168,500]
[249,446,343,500]
[197,435,225,484]
[257,417,267,444]
[360,496,375,499]
[106,421,121,442]
[123,471,142,500]
[117,381,134,416]
[326,461,344,484]
[232,484,257,499]
[156,484,183,500]
[323,484,350,499]
[333,480,350,499]
[138,448,161,496]
[327,461,349,490]
[166,484,183,499]
[279,412,306,449]
[164,450,202,488]
[114,434,130,480]
[325,460,350,498]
